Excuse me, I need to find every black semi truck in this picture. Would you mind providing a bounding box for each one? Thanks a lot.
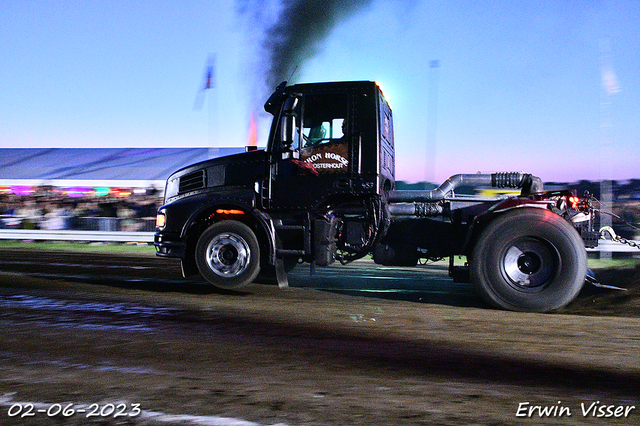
[155,81,598,312]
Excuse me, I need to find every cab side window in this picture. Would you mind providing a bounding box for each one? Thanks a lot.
[298,94,350,174]
[303,117,346,147]
[301,95,348,147]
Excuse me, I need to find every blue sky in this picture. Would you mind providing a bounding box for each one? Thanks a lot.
[1,0,638,183]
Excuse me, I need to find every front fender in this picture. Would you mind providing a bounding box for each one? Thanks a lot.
[164,193,277,268]
[159,188,255,239]
[179,199,255,240]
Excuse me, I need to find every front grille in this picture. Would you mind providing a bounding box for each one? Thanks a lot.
[178,170,206,193]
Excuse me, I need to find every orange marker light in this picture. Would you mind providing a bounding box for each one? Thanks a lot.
[215,209,245,215]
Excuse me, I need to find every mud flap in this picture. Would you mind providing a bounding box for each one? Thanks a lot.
[275,257,289,288]
[180,257,199,277]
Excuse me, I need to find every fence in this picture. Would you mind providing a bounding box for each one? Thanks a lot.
[0,215,155,243]
[1,215,156,231]
[0,229,154,243]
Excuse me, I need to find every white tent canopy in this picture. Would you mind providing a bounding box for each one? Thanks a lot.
[0,148,243,188]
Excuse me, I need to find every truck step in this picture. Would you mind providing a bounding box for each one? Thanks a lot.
[275,224,305,231]
[274,219,311,256]
[276,249,306,256]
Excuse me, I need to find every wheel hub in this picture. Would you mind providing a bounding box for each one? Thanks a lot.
[503,238,556,289]
[219,246,238,264]
[205,232,250,277]
[517,252,542,275]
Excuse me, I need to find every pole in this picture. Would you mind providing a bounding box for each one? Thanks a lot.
[207,54,217,147]
[426,60,440,189]
[599,38,620,260]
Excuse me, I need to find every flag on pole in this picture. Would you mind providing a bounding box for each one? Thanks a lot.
[203,54,215,90]
[193,54,216,110]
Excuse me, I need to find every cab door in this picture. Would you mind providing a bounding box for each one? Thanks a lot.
[268,93,351,211]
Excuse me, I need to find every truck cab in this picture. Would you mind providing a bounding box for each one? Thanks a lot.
[264,80,395,210]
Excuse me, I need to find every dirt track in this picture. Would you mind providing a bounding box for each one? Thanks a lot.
[0,248,638,425]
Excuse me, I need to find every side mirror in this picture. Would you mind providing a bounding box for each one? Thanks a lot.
[280,115,295,148]
[264,81,287,114]
[280,96,299,149]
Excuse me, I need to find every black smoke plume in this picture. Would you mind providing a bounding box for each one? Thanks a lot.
[239,0,374,89]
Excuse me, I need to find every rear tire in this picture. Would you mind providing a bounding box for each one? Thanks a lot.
[195,220,260,290]
[470,208,586,312]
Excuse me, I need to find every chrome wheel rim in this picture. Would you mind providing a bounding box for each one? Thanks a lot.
[502,238,557,290]
[205,232,250,277]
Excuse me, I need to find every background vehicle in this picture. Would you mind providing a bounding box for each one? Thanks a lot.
[155,81,598,312]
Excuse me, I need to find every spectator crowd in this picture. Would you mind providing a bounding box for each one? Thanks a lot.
[0,187,162,232]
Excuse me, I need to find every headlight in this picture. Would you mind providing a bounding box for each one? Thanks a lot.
[156,211,166,229]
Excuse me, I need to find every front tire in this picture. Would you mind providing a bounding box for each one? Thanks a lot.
[195,220,261,290]
[470,208,586,312]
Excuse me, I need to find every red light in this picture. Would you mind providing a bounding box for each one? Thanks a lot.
[568,196,580,209]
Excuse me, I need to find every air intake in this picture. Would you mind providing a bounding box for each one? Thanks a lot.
[178,170,206,194]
